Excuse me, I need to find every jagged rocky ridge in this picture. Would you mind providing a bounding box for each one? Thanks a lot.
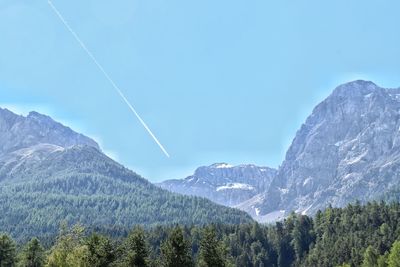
[158,163,277,207]
[0,109,99,154]
[256,80,400,220]
[160,80,400,223]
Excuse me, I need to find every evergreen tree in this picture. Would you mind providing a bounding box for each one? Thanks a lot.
[275,221,295,267]
[388,241,400,267]
[19,238,45,267]
[46,224,89,267]
[197,227,226,267]
[378,252,389,267]
[0,234,16,267]
[2,201,400,267]
[121,227,149,267]
[85,234,115,267]
[160,227,193,267]
[362,246,379,267]
[292,215,315,262]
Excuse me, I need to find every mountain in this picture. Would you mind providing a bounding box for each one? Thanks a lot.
[156,80,400,223]
[254,80,400,220]
[0,108,252,240]
[158,163,277,207]
[0,109,99,153]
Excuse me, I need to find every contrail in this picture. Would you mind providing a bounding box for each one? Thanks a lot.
[47,0,170,158]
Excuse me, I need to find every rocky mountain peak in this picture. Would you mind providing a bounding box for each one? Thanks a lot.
[331,80,378,97]
[27,111,52,121]
[0,108,100,154]
[0,107,17,116]
[258,80,400,219]
[159,163,277,207]
[0,108,19,125]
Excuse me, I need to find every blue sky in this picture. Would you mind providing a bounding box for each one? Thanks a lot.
[0,0,399,181]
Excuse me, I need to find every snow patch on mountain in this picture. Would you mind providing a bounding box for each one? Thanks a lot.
[159,164,277,208]
[215,163,233,169]
[216,183,255,191]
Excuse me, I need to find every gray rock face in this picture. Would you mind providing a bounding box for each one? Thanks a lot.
[0,108,99,183]
[258,80,400,217]
[158,163,277,207]
[0,108,99,155]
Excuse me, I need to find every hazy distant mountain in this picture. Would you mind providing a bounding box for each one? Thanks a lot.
[0,108,252,240]
[160,80,400,223]
[254,80,400,221]
[158,163,277,207]
[0,109,99,154]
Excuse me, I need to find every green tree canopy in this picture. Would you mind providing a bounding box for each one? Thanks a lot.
[0,234,16,267]
[362,246,379,267]
[121,227,150,267]
[197,227,226,267]
[85,233,115,267]
[160,226,193,267]
[46,224,89,267]
[20,238,45,267]
[388,241,400,267]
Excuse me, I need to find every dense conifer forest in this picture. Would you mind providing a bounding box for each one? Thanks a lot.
[0,146,252,241]
[1,201,400,267]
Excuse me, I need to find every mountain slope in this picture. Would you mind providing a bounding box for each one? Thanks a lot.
[0,109,99,153]
[257,80,400,219]
[158,163,277,207]
[0,108,252,240]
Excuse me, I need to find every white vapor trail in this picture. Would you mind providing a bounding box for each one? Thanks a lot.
[47,0,170,158]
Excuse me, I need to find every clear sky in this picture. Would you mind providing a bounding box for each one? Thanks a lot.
[1,0,399,182]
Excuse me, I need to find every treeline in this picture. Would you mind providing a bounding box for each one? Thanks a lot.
[0,145,252,241]
[2,201,400,267]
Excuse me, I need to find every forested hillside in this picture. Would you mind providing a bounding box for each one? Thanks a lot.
[0,108,252,241]
[1,201,400,267]
[0,145,252,241]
